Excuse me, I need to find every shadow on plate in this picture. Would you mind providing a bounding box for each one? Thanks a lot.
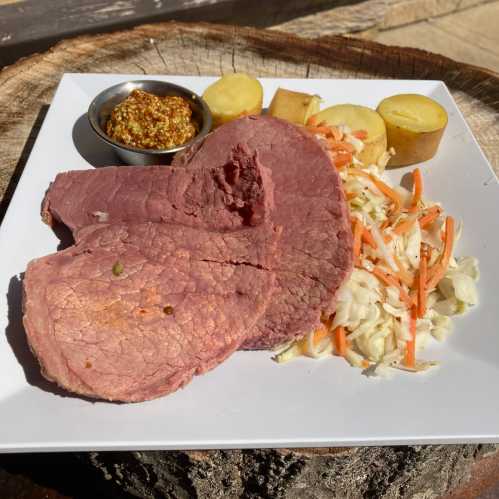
[0,105,50,225]
[72,113,124,168]
[6,275,70,398]
[5,275,109,403]
[399,171,414,191]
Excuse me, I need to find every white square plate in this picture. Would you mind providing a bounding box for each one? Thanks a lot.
[1,74,498,452]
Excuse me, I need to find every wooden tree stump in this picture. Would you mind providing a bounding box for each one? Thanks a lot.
[1,23,499,498]
[84,445,499,498]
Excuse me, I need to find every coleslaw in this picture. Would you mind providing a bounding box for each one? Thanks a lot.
[274,122,479,375]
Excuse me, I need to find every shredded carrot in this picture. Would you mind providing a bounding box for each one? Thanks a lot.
[307,125,332,136]
[306,115,318,126]
[321,313,333,328]
[417,244,429,318]
[349,217,377,250]
[361,359,370,369]
[306,122,344,141]
[412,168,423,208]
[352,130,368,140]
[333,152,353,168]
[328,140,355,154]
[328,125,343,141]
[418,205,442,229]
[371,267,413,308]
[349,168,402,214]
[384,216,418,243]
[362,226,377,249]
[334,326,347,357]
[404,306,418,368]
[313,327,331,347]
[380,219,390,230]
[352,218,363,263]
[346,192,357,201]
[393,216,417,236]
[426,216,455,289]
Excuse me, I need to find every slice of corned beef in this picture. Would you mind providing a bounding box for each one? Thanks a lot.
[23,222,280,402]
[42,144,273,237]
[172,115,353,349]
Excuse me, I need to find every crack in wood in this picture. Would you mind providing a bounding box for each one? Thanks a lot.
[133,61,147,74]
[152,41,168,70]
[231,46,236,73]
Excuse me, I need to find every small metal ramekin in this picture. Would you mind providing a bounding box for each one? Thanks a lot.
[87,80,212,166]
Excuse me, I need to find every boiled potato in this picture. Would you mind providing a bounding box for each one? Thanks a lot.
[312,104,387,166]
[202,73,263,127]
[377,94,448,167]
[268,88,321,125]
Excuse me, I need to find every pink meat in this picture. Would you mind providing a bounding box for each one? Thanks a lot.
[23,222,280,402]
[173,116,353,349]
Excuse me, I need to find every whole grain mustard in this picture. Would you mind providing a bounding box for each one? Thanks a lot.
[106,89,197,150]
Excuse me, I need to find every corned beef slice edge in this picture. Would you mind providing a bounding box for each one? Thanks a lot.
[42,144,274,236]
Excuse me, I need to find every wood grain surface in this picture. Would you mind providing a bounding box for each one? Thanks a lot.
[273,0,496,35]
[1,21,499,499]
[272,0,499,73]
[371,0,499,72]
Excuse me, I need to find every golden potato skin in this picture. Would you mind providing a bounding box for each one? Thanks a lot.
[202,73,263,127]
[383,123,446,167]
[268,88,321,125]
[377,94,448,167]
[313,104,387,166]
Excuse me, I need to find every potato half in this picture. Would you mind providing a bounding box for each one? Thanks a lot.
[268,88,321,125]
[377,94,448,167]
[202,73,263,127]
[312,104,387,167]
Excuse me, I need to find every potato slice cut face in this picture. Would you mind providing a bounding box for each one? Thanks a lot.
[202,73,263,127]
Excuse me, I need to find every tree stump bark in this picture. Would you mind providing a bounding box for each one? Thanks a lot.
[1,23,499,498]
[85,445,499,498]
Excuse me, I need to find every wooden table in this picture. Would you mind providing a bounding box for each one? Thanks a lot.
[1,5,499,499]
[1,0,499,73]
